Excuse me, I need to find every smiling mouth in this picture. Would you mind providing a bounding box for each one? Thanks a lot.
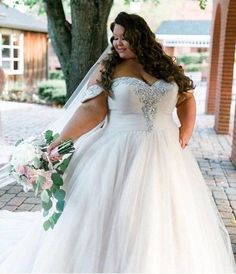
[117,49,126,52]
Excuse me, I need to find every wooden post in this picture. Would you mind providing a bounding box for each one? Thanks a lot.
[0,67,11,165]
[0,67,5,144]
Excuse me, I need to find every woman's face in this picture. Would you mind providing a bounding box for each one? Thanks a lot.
[112,24,137,60]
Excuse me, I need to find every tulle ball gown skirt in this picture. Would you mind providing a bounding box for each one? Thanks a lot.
[0,115,235,273]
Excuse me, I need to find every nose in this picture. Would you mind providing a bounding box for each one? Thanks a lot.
[117,38,123,46]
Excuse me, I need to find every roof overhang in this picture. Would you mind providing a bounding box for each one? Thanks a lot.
[156,34,210,48]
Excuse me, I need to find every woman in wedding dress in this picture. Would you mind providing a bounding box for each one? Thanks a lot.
[0,11,235,273]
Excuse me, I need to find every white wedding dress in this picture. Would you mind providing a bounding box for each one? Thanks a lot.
[0,76,235,273]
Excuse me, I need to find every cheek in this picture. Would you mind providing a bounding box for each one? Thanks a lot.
[112,41,118,50]
[123,41,135,55]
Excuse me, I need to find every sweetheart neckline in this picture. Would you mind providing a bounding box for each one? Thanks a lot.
[112,76,162,87]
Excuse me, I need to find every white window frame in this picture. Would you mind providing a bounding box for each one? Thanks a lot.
[0,29,24,75]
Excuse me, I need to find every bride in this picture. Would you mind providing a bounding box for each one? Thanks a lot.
[0,11,235,273]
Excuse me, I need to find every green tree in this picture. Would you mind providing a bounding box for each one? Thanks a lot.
[43,0,113,100]
[11,0,207,100]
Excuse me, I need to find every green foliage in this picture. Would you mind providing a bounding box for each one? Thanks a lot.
[12,0,208,12]
[51,173,63,187]
[41,189,50,203]
[42,199,53,211]
[34,175,46,196]
[177,52,208,72]
[199,0,207,10]
[49,70,64,80]
[43,220,52,231]
[44,130,60,145]
[51,212,62,223]
[37,80,66,106]
[56,200,65,212]
[177,53,208,66]
[184,64,202,72]
[53,189,66,201]
[58,158,71,173]
[44,130,54,144]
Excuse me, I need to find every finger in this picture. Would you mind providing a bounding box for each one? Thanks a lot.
[179,138,184,148]
[47,145,52,153]
[180,138,188,149]
[182,141,188,149]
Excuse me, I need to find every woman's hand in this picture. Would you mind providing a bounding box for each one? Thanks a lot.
[47,138,62,162]
[179,126,192,149]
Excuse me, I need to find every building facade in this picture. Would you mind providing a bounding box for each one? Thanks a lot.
[0,4,48,89]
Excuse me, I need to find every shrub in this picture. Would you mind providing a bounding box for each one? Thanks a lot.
[177,52,209,65]
[184,64,202,72]
[0,88,34,103]
[0,80,66,107]
[49,70,64,80]
[37,80,66,106]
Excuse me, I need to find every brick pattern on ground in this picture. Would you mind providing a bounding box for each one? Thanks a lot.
[1,84,236,259]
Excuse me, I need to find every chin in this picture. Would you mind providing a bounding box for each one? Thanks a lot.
[119,53,131,59]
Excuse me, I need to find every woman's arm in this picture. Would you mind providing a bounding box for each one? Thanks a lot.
[176,93,196,149]
[47,64,108,153]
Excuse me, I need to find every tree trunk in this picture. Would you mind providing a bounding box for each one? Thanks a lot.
[43,0,113,100]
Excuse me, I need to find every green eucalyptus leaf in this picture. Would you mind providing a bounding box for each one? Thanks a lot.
[42,199,53,211]
[51,185,59,193]
[41,190,50,203]
[43,220,51,231]
[56,200,65,212]
[53,189,66,201]
[35,175,46,196]
[58,158,70,172]
[37,175,46,187]
[43,210,49,217]
[33,157,41,168]
[44,130,53,143]
[49,216,55,228]
[52,212,62,223]
[46,189,52,197]
[51,173,63,186]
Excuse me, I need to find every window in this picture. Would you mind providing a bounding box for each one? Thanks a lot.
[0,32,24,75]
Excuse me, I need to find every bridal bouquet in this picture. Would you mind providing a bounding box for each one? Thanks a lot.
[9,130,75,231]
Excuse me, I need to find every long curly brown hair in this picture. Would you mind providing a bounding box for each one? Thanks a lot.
[100,12,194,95]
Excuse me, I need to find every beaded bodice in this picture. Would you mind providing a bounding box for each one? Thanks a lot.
[109,77,179,131]
[82,76,179,132]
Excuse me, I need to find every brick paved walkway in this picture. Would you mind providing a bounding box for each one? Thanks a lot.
[0,101,61,212]
[1,83,236,259]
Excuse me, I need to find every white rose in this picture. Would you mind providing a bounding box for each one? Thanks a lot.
[10,142,42,168]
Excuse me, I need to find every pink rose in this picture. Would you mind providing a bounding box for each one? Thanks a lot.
[26,168,39,185]
[41,171,53,190]
[17,165,27,175]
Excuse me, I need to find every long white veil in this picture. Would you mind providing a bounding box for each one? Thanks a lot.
[0,46,110,188]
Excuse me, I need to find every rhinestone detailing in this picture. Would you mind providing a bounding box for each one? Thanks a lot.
[112,77,171,131]
[81,84,104,103]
